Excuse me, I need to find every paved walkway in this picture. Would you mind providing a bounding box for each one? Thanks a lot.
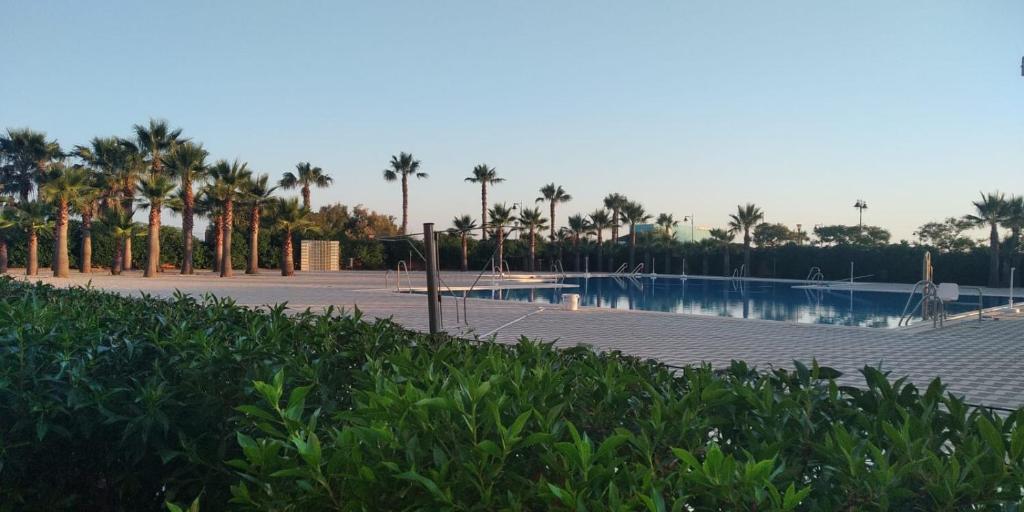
[13,269,1024,410]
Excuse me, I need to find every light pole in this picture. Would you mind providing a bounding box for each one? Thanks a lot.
[683,215,695,242]
[853,199,868,230]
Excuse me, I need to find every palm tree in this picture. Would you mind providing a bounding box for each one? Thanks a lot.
[245,174,278,274]
[620,201,651,269]
[39,167,94,277]
[465,164,503,240]
[656,213,678,239]
[101,206,144,276]
[136,175,176,277]
[279,162,332,210]
[14,201,51,276]
[133,118,185,176]
[966,192,1008,287]
[449,215,477,271]
[382,152,427,235]
[78,137,143,271]
[518,206,548,272]
[488,203,515,271]
[728,203,764,277]
[588,209,613,272]
[566,214,592,272]
[70,176,100,274]
[116,139,148,271]
[708,228,735,277]
[194,189,223,273]
[0,128,62,202]
[0,204,14,274]
[162,142,208,274]
[536,183,571,242]
[1002,196,1024,287]
[603,193,627,243]
[267,197,318,276]
[208,160,252,277]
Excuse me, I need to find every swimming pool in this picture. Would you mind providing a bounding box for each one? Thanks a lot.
[448,276,1007,328]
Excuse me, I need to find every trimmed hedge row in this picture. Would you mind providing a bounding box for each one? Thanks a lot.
[0,278,1021,511]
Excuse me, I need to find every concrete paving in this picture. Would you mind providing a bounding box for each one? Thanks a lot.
[10,269,1023,410]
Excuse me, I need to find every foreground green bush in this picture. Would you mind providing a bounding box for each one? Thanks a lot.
[0,278,1021,511]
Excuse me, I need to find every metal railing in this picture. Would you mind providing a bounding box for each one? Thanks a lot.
[395,261,411,292]
[629,263,644,276]
[805,266,824,283]
[731,264,746,279]
[612,262,629,274]
[897,280,984,328]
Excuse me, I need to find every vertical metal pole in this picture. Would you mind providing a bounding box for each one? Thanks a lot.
[1010,267,1016,309]
[423,223,441,334]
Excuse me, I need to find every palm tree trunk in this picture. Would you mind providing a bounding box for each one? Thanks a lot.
[123,237,133,272]
[528,227,536,272]
[302,185,311,210]
[27,228,38,276]
[611,209,619,242]
[54,199,70,278]
[182,179,194,274]
[221,199,234,277]
[629,227,637,269]
[481,183,488,240]
[213,215,223,273]
[596,232,603,272]
[282,229,295,276]
[80,210,93,273]
[496,229,504,271]
[144,205,161,277]
[112,238,123,276]
[549,203,556,242]
[247,205,260,274]
[0,238,7,274]
[401,175,409,235]
[989,222,1000,287]
[460,234,468,271]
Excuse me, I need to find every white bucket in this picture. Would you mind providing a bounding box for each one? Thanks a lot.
[562,293,580,311]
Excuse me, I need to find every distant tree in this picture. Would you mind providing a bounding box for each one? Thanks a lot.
[280,162,332,210]
[728,203,763,276]
[620,201,651,269]
[208,160,252,277]
[966,192,1008,287]
[132,118,185,176]
[162,142,208,274]
[588,209,613,272]
[602,193,627,242]
[487,203,515,271]
[813,224,890,247]
[566,214,593,272]
[244,174,278,274]
[1001,196,1023,285]
[914,217,977,252]
[517,206,548,272]
[39,167,94,277]
[449,215,477,271]
[465,164,502,240]
[136,175,176,277]
[655,213,678,240]
[537,184,571,242]
[708,228,735,276]
[0,128,62,202]
[14,201,52,276]
[753,222,796,249]
[382,152,427,235]
[267,198,318,276]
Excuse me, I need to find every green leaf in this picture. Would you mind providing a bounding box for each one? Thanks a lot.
[397,471,451,504]
[976,416,1005,459]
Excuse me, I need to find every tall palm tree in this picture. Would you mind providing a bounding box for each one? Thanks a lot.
[116,139,147,271]
[537,183,571,241]
[78,137,142,271]
[449,215,478,271]
[0,128,62,202]
[728,203,764,277]
[133,118,185,176]
[708,228,735,277]
[136,175,176,277]
[488,203,515,271]
[267,197,318,276]
[208,159,252,277]
[655,213,678,240]
[966,192,1008,287]
[518,206,548,272]
[162,142,208,274]
[382,152,427,235]
[245,174,278,274]
[566,213,593,272]
[279,162,332,210]
[14,201,51,276]
[0,204,14,274]
[194,189,223,273]
[1001,195,1024,287]
[620,201,651,269]
[39,167,94,277]
[465,164,503,240]
[603,193,627,243]
[588,209,613,272]
[70,174,101,274]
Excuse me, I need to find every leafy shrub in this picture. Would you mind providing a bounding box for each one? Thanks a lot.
[0,278,1021,511]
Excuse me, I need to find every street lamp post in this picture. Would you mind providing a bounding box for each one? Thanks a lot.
[683,215,695,242]
[853,199,868,230]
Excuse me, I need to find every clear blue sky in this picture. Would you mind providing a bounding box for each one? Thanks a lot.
[3,1,1022,239]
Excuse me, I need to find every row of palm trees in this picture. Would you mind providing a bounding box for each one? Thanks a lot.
[0,121,325,278]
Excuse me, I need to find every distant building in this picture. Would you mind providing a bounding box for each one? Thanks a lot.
[615,224,711,243]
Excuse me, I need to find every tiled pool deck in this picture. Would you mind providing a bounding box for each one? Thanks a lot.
[15,270,1024,410]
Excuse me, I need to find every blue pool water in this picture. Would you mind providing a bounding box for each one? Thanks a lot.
[450,276,1007,328]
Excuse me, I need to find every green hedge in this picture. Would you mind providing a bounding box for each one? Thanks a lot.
[0,278,1021,511]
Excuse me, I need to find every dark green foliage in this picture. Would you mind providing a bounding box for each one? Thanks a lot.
[1,279,1022,511]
